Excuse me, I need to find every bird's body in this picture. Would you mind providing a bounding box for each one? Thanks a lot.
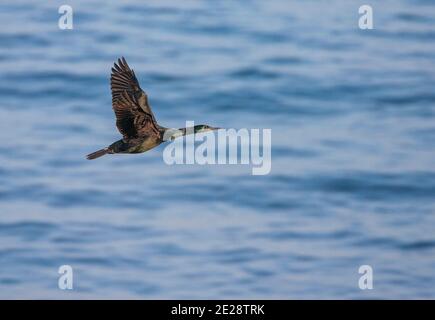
[87,57,218,160]
[113,135,163,153]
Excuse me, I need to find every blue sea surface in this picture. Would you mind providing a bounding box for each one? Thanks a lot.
[0,0,435,299]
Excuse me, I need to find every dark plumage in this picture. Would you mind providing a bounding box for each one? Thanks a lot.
[87,57,218,160]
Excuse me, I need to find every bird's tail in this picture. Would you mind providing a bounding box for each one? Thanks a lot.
[86,148,109,160]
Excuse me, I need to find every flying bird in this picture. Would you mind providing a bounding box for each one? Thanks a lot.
[87,57,219,160]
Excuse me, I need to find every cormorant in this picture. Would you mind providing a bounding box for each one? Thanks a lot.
[87,57,218,160]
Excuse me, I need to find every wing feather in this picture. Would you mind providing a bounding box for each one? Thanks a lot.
[110,57,159,139]
[110,57,155,117]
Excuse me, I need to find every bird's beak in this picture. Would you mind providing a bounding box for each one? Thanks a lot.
[210,127,221,131]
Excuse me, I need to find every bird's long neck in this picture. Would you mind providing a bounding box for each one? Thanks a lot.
[162,125,206,141]
[178,127,196,136]
[162,127,188,141]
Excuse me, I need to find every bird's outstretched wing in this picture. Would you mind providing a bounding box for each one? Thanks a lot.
[111,57,159,139]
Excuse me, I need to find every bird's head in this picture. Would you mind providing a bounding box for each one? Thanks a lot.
[194,125,220,133]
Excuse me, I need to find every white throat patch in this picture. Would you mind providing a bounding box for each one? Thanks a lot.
[163,128,184,141]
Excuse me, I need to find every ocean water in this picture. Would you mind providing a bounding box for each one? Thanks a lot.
[0,0,435,299]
